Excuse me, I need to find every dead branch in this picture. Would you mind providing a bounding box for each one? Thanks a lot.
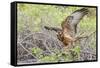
[18,43,39,61]
[75,31,96,41]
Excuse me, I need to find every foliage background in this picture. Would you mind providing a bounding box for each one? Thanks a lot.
[17,4,96,32]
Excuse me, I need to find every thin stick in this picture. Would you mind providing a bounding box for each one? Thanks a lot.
[18,43,39,61]
[75,31,96,41]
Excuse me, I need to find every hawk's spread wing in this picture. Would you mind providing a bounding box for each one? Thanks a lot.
[68,8,89,33]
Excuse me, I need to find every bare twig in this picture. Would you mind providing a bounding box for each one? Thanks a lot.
[75,31,96,41]
[18,43,39,61]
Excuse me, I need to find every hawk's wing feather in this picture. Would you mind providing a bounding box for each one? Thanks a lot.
[68,8,89,33]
